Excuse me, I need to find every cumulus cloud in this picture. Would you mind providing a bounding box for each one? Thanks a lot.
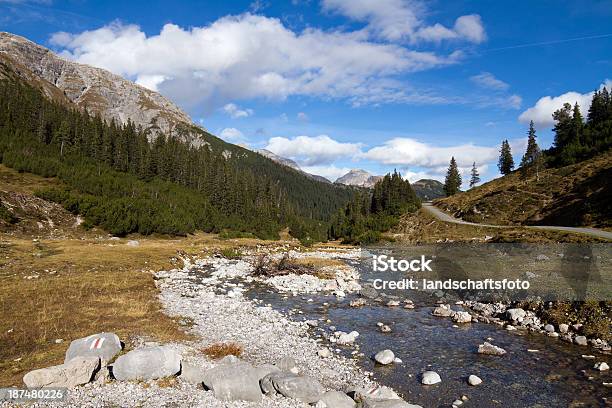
[222,103,254,118]
[219,127,245,141]
[322,0,485,43]
[361,137,497,169]
[265,135,362,166]
[300,164,352,181]
[519,80,612,127]
[50,15,464,111]
[470,72,509,91]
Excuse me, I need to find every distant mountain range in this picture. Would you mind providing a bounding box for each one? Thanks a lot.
[334,169,445,201]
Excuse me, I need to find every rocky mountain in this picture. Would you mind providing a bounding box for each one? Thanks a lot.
[335,169,382,188]
[255,149,330,183]
[0,32,204,146]
[412,179,445,201]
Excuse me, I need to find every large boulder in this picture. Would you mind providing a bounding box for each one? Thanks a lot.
[179,362,207,384]
[24,356,100,388]
[317,390,356,408]
[202,362,262,402]
[420,371,441,385]
[373,350,395,365]
[477,342,506,356]
[277,356,299,374]
[112,346,181,381]
[261,372,324,403]
[506,308,526,322]
[361,399,422,408]
[432,305,453,317]
[349,385,400,402]
[64,332,122,365]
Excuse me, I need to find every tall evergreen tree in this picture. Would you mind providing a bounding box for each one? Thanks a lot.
[469,162,480,188]
[497,140,514,175]
[444,157,462,196]
[520,120,543,180]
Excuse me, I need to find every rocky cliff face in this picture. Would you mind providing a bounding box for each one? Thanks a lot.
[0,32,204,145]
[335,169,382,188]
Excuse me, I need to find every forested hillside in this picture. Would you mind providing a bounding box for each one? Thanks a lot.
[0,62,354,239]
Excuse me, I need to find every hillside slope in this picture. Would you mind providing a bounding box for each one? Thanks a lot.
[435,152,612,229]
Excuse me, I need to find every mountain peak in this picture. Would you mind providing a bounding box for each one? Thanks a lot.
[0,31,201,145]
[335,169,382,188]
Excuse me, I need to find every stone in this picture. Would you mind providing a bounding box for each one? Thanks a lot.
[179,362,207,384]
[386,300,400,307]
[24,356,100,388]
[261,372,324,403]
[112,346,181,381]
[64,332,122,366]
[361,399,423,408]
[380,325,392,333]
[318,390,356,408]
[318,348,332,358]
[127,240,140,247]
[337,331,359,345]
[360,285,379,299]
[477,342,506,356]
[467,374,482,386]
[350,298,367,307]
[506,308,526,322]
[559,324,569,333]
[374,350,395,365]
[202,362,262,402]
[420,371,441,385]
[595,362,609,371]
[452,311,472,323]
[544,324,555,333]
[432,305,453,317]
[349,385,401,402]
[277,356,299,374]
[575,336,588,346]
[252,364,280,381]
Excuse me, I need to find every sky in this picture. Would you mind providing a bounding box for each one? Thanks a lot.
[1,0,611,183]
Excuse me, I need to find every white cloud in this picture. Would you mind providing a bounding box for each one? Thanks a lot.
[297,112,309,121]
[322,0,485,43]
[470,72,509,91]
[219,127,245,141]
[361,137,497,169]
[222,103,254,118]
[51,15,463,111]
[265,135,362,165]
[519,80,612,128]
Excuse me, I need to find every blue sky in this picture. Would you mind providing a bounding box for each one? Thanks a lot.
[2,0,611,182]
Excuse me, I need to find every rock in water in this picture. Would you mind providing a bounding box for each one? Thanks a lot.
[24,356,100,388]
[112,346,181,381]
[359,285,379,299]
[432,305,453,317]
[467,374,482,386]
[452,311,472,323]
[559,324,569,333]
[350,298,367,307]
[337,331,359,345]
[544,324,555,333]
[202,362,262,402]
[420,371,441,385]
[477,342,507,356]
[595,362,609,371]
[318,390,356,408]
[574,336,588,346]
[64,332,122,365]
[506,308,526,322]
[261,372,324,403]
[374,350,395,365]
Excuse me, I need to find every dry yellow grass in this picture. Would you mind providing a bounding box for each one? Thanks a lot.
[200,342,243,360]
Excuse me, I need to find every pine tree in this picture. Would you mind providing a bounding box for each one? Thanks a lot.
[469,162,480,188]
[520,121,543,180]
[497,140,514,175]
[444,157,462,196]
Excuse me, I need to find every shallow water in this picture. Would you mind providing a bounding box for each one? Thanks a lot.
[191,260,611,407]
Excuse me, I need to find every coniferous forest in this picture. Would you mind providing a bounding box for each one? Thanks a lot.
[0,66,356,240]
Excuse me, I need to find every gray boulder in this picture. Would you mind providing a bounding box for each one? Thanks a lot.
[202,361,262,402]
[477,342,506,356]
[318,390,356,408]
[277,356,299,374]
[374,350,395,365]
[24,356,100,388]
[467,374,482,386]
[361,398,422,408]
[575,336,588,346]
[64,332,122,365]
[420,371,441,385]
[179,362,207,384]
[261,372,324,403]
[349,385,400,401]
[112,346,181,381]
[360,285,379,299]
[432,305,453,317]
[506,308,526,322]
[252,363,280,381]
